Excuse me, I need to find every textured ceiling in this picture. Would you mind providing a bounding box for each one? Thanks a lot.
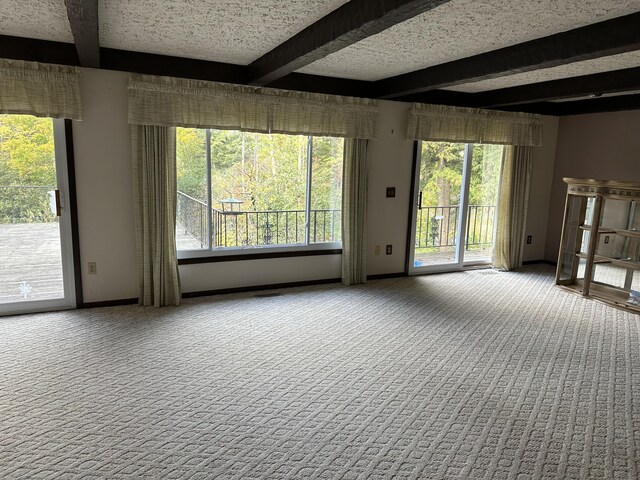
[297,0,640,81]
[99,0,349,65]
[0,0,72,43]
[445,51,640,93]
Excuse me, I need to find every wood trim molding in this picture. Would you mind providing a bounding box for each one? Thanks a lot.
[63,120,84,308]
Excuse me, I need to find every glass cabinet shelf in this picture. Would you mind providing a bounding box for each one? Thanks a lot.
[556,178,640,313]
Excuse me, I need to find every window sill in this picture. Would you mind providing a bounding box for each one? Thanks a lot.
[178,246,342,265]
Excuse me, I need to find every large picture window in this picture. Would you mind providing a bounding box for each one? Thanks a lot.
[176,129,343,254]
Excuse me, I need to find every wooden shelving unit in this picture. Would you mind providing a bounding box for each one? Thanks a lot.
[556,178,640,314]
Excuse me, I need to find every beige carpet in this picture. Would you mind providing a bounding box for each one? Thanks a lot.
[1,265,639,479]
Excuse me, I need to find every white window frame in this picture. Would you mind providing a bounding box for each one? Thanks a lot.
[0,118,76,315]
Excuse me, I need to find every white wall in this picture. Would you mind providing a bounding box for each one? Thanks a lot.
[366,101,415,275]
[524,116,559,262]
[180,255,341,293]
[71,69,559,302]
[545,110,640,261]
[73,69,138,302]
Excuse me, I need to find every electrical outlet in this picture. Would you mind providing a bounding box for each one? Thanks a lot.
[88,262,97,275]
[526,235,532,244]
[386,187,396,198]
[374,245,381,255]
[604,235,610,244]
[386,244,392,255]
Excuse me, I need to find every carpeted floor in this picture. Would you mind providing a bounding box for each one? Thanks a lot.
[1,265,639,479]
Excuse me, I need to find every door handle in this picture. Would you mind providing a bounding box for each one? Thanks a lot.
[55,189,62,217]
[417,191,423,210]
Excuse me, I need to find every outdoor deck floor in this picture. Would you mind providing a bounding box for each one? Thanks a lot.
[0,223,64,303]
[414,246,494,266]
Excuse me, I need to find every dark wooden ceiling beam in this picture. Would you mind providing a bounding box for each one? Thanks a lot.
[102,48,377,97]
[0,34,79,65]
[265,72,374,98]
[500,94,640,116]
[64,0,100,68]
[247,0,452,86]
[100,48,248,84]
[475,67,640,107]
[553,93,640,115]
[394,89,476,106]
[374,12,640,99]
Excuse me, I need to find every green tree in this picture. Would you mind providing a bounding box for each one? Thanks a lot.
[0,115,56,223]
[176,127,206,199]
[0,115,55,186]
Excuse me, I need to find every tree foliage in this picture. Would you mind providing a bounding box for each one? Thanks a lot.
[417,141,503,250]
[0,115,57,223]
[419,141,502,208]
[176,128,343,213]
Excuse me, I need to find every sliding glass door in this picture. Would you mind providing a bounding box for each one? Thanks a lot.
[409,141,503,274]
[0,116,75,315]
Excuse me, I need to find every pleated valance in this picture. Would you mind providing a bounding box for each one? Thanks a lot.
[128,74,378,139]
[407,103,543,146]
[0,58,82,120]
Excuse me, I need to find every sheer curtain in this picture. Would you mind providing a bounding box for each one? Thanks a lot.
[131,125,181,306]
[493,145,534,270]
[342,139,370,285]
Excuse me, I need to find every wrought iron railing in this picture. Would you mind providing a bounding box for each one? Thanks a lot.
[0,186,57,223]
[415,205,497,250]
[177,191,341,248]
[177,191,208,247]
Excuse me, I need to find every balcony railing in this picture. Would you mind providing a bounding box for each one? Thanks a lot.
[415,205,497,250]
[177,191,341,248]
[0,186,57,223]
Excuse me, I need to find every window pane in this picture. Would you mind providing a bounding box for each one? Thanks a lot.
[176,129,344,252]
[414,141,465,266]
[466,143,503,262]
[413,141,503,268]
[212,132,308,248]
[310,137,343,244]
[176,127,207,250]
[0,115,64,303]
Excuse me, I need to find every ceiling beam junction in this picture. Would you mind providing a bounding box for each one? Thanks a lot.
[373,12,640,99]
[247,0,453,86]
[64,0,100,68]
